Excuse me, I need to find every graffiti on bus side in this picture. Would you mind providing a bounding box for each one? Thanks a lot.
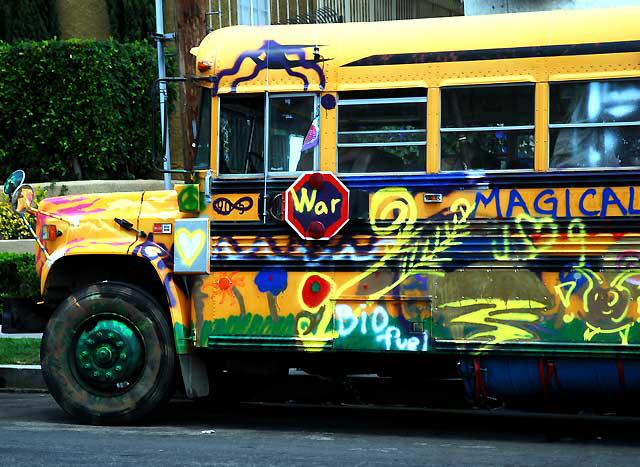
[213,40,327,95]
[439,298,545,343]
[202,184,640,350]
[491,214,587,263]
[335,304,429,352]
[471,186,640,218]
[554,268,640,344]
[328,187,474,302]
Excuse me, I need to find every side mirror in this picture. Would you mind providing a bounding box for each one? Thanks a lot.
[3,170,25,197]
[11,184,35,214]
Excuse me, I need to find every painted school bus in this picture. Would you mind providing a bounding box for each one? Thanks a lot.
[6,6,640,423]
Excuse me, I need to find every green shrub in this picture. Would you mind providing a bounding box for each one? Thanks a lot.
[0,253,40,299]
[0,40,162,182]
[0,195,31,240]
[0,0,58,43]
[106,0,156,42]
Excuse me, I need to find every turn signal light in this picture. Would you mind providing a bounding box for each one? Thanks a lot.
[42,224,61,240]
[197,61,211,72]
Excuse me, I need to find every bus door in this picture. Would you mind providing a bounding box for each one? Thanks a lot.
[203,92,336,351]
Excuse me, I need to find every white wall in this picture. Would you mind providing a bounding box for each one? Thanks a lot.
[465,0,640,15]
[317,0,461,22]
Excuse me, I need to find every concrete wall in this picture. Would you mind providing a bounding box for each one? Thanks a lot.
[33,179,166,197]
[56,0,110,39]
[465,0,640,15]
[0,240,36,255]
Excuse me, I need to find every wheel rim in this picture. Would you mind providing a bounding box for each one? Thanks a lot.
[74,317,144,391]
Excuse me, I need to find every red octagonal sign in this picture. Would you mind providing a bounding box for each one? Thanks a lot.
[285,172,350,240]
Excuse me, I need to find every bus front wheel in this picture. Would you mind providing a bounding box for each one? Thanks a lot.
[41,282,175,424]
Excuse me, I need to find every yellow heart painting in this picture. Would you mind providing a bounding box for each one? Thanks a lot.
[175,228,206,267]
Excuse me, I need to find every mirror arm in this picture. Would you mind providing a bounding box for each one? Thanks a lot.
[158,169,192,174]
[19,213,49,259]
[26,207,78,227]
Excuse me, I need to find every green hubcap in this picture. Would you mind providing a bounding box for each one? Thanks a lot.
[74,318,143,388]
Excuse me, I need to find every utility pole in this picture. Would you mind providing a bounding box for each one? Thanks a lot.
[174,0,208,174]
[155,0,173,190]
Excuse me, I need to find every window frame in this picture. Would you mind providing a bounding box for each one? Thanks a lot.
[237,0,270,26]
[216,93,264,179]
[439,82,536,173]
[547,78,640,172]
[216,92,319,179]
[266,92,320,177]
[336,95,428,175]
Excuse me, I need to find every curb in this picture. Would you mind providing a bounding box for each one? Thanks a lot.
[0,365,46,391]
[0,239,35,254]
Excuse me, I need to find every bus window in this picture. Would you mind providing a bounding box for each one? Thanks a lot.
[549,79,640,169]
[194,87,212,169]
[219,94,265,175]
[337,94,427,173]
[441,84,535,171]
[268,95,317,173]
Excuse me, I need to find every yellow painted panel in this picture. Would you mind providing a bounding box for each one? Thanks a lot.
[211,193,261,221]
[427,87,440,174]
[194,7,640,95]
[320,92,337,172]
[535,82,549,172]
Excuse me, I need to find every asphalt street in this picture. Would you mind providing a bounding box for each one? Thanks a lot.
[2,392,640,466]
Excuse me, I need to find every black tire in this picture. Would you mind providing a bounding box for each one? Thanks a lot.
[41,282,176,425]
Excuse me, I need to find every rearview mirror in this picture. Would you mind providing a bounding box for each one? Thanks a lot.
[3,170,25,197]
[11,184,35,214]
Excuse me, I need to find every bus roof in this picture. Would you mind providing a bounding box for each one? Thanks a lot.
[193,6,640,94]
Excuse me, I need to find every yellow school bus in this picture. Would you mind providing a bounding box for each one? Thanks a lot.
[6,6,640,423]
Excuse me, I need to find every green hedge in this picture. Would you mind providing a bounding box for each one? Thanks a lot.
[106,0,156,43]
[0,0,58,43]
[0,195,33,240]
[0,253,40,299]
[0,40,161,182]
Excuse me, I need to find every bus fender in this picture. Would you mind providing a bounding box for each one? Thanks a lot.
[131,238,210,398]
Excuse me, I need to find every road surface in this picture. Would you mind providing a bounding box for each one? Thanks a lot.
[2,392,640,466]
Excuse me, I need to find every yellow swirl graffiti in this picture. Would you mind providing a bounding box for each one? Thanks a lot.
[333,188,475,303]
[446,298,544,343]
[369,187,418,236]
